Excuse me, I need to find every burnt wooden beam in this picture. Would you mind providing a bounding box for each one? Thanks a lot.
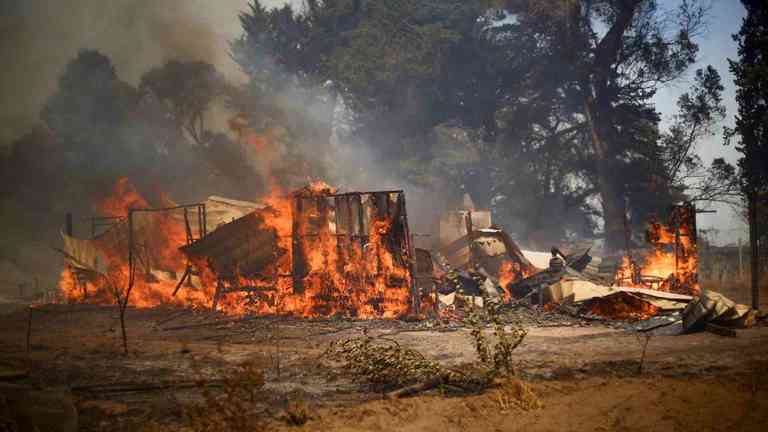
[171,266,192,297]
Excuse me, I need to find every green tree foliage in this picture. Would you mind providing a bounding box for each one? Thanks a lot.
[728,0,768,307]
[510,0,708,250]
[34,50,260,204]
[659,66,739,206]
[729,0,768,198]
[233,0,504,161]
[233,0,732,247]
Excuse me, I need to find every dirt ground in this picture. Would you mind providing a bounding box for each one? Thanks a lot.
[0,302,766,431]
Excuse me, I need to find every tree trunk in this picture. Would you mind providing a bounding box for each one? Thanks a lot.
[748,191,760,310]
[598,165,628,253]
[583,97,626,253]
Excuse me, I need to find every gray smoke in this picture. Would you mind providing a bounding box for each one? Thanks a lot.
[0,0,295,146]
[0,0,296,295]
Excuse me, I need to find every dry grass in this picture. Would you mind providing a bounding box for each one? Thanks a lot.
[494,378,542,411]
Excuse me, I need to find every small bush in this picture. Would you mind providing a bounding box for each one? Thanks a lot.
[466,300,527,377]
[324,336,442,391]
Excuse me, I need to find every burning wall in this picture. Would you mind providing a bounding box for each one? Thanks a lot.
[614,203,700,296]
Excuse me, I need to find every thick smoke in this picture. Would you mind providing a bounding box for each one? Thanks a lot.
[0,0,294,146]
[0,0,292,294]
[0,0,446,297]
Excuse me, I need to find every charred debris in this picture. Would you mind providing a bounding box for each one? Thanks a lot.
[54,183,759,336]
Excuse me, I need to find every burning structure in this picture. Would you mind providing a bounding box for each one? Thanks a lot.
[56,178,724,326]
[613,203,700,296]
[58,179,418,319]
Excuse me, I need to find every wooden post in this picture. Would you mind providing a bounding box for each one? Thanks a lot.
[748,192,760,310]
[291,197,306,294]
[65,213,73,237]
[120,209,135,355]
[356,195,366,249]
[212,279,222,312]
[202,204,207,237]
[738,237,744,282]
[400,192,419,315]
[26,307,33,354]
[465,210,474,269]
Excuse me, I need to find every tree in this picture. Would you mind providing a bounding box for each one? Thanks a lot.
[500,0,708,250]
[658,66,740,206]
[233,1,508,163]
[232,0,730,249]
[41,49,139,168]
[729,0,768,309]
[139,60,228,146]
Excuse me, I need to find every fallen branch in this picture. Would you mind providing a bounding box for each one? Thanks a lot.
[386,374,448,399]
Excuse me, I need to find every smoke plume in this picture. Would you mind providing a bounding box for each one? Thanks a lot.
[0,0,293,146]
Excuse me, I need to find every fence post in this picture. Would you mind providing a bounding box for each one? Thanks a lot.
[738,237,744,282]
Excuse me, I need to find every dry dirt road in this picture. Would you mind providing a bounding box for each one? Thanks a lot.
[0,304,765,431]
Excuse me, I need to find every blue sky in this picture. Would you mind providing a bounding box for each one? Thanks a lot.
[654,0,747,244]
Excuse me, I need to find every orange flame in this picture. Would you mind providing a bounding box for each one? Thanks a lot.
[223,184,412,318]
[614,206,700,296]
[588,293,660,321]
[498,260,532,302]
[59,178,414,319]
[58,178,220,310]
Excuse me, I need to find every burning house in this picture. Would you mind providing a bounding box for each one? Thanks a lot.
[58,179,421,319]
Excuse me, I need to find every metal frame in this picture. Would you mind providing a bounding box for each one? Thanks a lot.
[124,204,207,299]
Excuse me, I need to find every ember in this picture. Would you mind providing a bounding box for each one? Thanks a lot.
[587,292,661,321]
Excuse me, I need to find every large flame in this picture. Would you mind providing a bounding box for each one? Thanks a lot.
[214,182,412,318]
[58,178,218,309]
[614,206,700,296]
[58,178,413,319]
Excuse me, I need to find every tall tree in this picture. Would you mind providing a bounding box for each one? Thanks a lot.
[502,0,707,250]
[41,49,139,169]
[729,0,768,309]
[233,1,505,162]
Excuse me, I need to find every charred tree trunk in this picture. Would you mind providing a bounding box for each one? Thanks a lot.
[583,96,626,252]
